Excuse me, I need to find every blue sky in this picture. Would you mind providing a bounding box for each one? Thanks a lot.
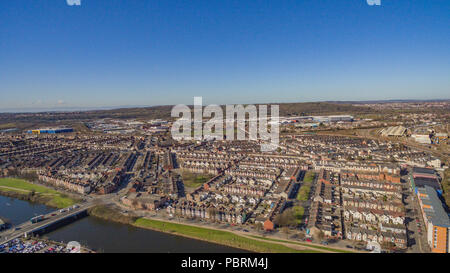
[1,0,449,111]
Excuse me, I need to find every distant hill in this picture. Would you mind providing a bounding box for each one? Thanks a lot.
[0,102,373,126]
[326,99,450,104]
[273,102,372,116]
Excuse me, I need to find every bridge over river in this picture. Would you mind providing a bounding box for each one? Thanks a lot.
[0,200,100,245]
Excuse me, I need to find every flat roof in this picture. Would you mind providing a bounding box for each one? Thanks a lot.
[418,186,450,228]
[413,177,441,191]
[381,126,407,136]
[413,167,435,174]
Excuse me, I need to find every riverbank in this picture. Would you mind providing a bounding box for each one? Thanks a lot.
[0,178,352,253]
[0,178,79,209]
[88,205,138,225]
[133,217,320,253]
[89,204,349,253]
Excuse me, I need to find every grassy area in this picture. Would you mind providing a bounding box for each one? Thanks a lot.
[181,171,214,188]
[0,178,77,208]
[249,235,353,253]
[0,123,16,129]
[88,205,137,225]
[292,206,305,224]
[48,195,78,208]
[0,178,59,193]
[303,171,316,183]
[133,218,320,253]
[296,171,316,201]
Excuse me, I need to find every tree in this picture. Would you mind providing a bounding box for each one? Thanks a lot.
[297,231,305,240]
[274,208,297,228]
[281,226,290,239]
[317,230,325,241]
[254,222,263,233]
[381,241,396,251]
[207,207,217,222]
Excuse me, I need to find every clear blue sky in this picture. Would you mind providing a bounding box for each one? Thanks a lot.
[1,0,449,111]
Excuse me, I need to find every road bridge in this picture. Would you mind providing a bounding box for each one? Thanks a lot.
[0,201,97,245]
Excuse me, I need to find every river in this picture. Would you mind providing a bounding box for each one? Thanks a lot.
[0,195,245,253]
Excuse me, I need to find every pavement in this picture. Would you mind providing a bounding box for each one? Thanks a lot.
[123,202,362,253]
[401,174,430,253]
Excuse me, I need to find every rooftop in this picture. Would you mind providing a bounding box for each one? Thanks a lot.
[418,186,450,228]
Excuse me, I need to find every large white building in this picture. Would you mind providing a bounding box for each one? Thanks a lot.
[411,134,431,144]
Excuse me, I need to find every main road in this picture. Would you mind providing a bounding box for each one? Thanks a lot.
[0,196,115,245]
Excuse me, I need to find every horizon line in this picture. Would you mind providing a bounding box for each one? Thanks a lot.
[1,98,449,114]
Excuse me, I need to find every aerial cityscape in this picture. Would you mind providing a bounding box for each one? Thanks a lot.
[0,0,449,261]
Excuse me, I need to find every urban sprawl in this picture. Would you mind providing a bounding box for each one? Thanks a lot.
[0,103,449,253]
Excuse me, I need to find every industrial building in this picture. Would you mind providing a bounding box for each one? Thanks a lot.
[380,126,407,137]
[410,167,442,195]
[417,186,450,253]
[413,167,438,179]
[311,115,354,123]
[432,133,448,144]
[411,134,431,144]
[26,128,74,134]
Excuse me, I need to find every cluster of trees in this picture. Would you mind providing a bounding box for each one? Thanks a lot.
[273,206,306,238]
[274,208,297,228]
[5,168,38,181]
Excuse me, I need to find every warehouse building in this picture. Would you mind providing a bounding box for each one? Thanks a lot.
[410,176,442,197]
[411,134,431,144]
[380,126,407,137]
[311,115,354,123]
[410,167,442,195]
[26,128,74,134]
[413,167,439,179]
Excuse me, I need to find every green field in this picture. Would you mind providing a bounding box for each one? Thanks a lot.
[249,235,353,253]
[0,123,16,129]
[303,171,316,183]
[297,171,316,201]
[181,171,214,188]
[292,206,305,224]
[0,178,77,208]
[134,218,320,253]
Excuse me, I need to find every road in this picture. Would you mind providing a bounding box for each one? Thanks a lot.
[401,173,429,253]
[0,198,111,245]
